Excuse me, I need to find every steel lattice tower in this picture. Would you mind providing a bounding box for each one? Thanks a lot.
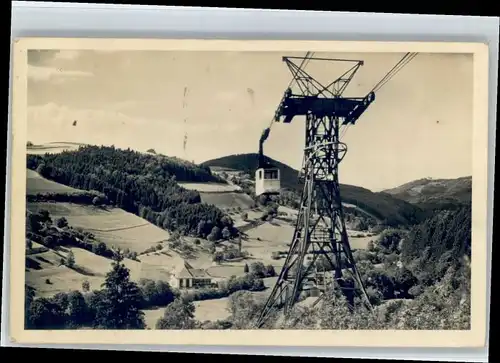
[254,56,376,328]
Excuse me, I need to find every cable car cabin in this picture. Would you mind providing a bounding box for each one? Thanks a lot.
[255,167,281,197]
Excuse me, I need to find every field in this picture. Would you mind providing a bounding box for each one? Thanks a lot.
[178,182,241,193]
[348,233,378,250]
[24,244,188,299]
[27,142,84,155]
[26,202,171,253]
[26,169,84,195]
[25,240,188,299]
[199,192,255,211]
[25,245,143,298]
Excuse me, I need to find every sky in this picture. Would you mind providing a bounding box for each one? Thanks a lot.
[27,49,473,191]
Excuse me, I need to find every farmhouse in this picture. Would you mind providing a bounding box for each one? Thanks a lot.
[174,261,213,289]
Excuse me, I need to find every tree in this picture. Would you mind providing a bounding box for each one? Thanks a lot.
[249,262,266,278]
[258,194,270,206]
[222,227,231,240]
[67,291,90,327]
[197,220,207,237]
[92,242,107,256]
[207,226,221,241]
[265,264,276,277]
[92,196,103,207]
[26,297,66,329]
[43,235,56,248]
[66,250,75,268]
[170,231,181,242]
[213,251,224,265]
[221,215,234,228]
[36,163,47,176]
[27,213,42,234]
[154,281,176,306]
[378,230,404,253]
[357,218,368,231]
[56,217,69,228]
[244,263,249,273]
[82,280,90,292]
[315,255,332,271]
[94,255,146,329]
[227,291,265,329]
[156,298,196,329]
[25,285,36,309]
[51,292,70,312]
[139,279,175,308]
[26,239,33,251]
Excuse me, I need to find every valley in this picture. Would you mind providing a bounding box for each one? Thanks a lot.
[24,143,472,330]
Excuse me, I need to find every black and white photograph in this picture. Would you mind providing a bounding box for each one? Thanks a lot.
[8,39,489,345]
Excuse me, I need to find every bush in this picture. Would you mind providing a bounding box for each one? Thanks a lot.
[138,279,176,308]
[182,274,266,303]
[156,298,196,329]
[56,217,69,228]
[213,252,224,264]
[249,262,276,278]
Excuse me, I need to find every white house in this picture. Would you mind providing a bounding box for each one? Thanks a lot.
[172,261,214,289]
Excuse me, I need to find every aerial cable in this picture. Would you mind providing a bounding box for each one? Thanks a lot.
[373,53,418,93]
[371,53,418,93]
[340,53,417,142]
[370,53,411,92]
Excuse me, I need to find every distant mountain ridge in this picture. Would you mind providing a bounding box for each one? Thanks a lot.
[382,176,472,205]
[202,153,427,227]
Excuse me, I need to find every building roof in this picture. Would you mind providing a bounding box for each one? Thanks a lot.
[177,261,211,279]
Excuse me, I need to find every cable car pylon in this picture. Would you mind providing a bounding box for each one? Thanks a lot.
[253,54,376,328]
[253,52,418,328]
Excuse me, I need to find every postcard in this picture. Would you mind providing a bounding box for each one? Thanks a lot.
[7,37,490,348]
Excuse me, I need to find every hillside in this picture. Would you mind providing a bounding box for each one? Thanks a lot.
[27,202,171,253]
[27,168,85,195]
[382,176,472,207]
[26,145,237,239]
[202,153,426,227]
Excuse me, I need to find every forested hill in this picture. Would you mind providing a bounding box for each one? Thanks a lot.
[401,202,471,282]
[382,176,472,209]
[26,145,236,238]
[202,153,427,227]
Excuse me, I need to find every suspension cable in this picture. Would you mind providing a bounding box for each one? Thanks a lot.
[370,53,410,92]
[340,52,418,141]
[373,53,418,93]
[371,53,418,93]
